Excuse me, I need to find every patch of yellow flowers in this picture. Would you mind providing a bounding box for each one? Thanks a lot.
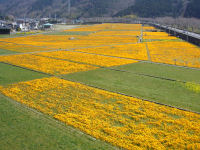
[0,77,199,150]
[148,41,200,68]
[76,43,148,60]
[0,34,138,50]
[0,54,98,75]
[0,42,51,53]
[184,82,200,93]
[36,50,138,67]
[143,26,156,30]
[91,31,141,36]
[143,32,178,40]
[68,23,143,31]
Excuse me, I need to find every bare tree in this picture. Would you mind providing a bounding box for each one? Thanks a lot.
[140,17,200,34]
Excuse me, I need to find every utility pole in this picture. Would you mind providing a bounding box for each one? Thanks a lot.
[186,31,189,42]
[24,14,25,23]
[140,24,143,43]
[68,0,71,16]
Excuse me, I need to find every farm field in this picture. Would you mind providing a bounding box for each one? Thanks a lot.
[0,23,200,150]
[114,62,200,83]
[0,63,48,85]
[36,50,138,67]
[0,49,18,55]
[63,62,200,112]
[0,54,99,75]
[74,43,148,60]
[0,42,53,53]
[0,77,200,149]
[0,94,115,150]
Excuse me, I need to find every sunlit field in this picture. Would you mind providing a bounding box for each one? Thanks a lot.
[0,23,200,150]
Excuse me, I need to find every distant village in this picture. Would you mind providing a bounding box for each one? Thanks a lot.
[0,17,83,34]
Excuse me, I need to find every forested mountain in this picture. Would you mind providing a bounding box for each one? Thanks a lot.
[184,0,200,18]
[0,0,135,18]
[115,0,183,18]
[115,0,200,18]
[0,0,199,19]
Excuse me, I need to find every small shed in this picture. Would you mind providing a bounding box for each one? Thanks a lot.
[0,27,11,34]
[42,23,53,30]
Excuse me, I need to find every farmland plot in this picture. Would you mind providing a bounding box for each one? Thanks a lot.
[0,54,98,75]
[1,23,200,150]
[0,77,199,150]
[36,50,138,67]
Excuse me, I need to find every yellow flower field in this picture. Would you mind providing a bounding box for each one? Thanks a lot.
[0,23,199,69]
[0,54,98,75]
[75,43,148,60]
[144,32,170,36]
[1,23,200,150]
[103,23,142,31]
[0,34,138,50]
[148,41,200,68]
[68,23,143,31]
[36,50,138,67]
[143,26,156,30]
[0,77,199,150]
[0,41,51,53]
[0,23,140,52]
[91,31,141,36]
[144,36,178,40]
[143,32,178,40]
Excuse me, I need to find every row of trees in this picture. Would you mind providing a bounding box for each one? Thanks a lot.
[141,17,200,34]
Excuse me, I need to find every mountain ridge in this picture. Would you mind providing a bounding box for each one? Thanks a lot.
[115,0,200,18]
[0,0,199,19]
[0,0,135,18]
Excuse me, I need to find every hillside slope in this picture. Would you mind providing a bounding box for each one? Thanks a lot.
[184,0,200,18]
[115,0,200,18]
[0,0,135,18]
[0,0,199,18]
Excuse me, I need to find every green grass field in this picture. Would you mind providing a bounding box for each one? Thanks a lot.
[44,31,93,36]
[0,63,49,85]
[0,49,18,55]
[112,62,200,83]
[63,62,200,112]
[0,94,115,150]
[0,34,26,38]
